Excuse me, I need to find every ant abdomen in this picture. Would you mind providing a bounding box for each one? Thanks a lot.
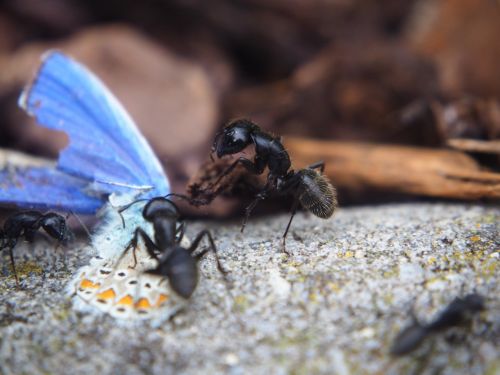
[297,169,337,219]
[390,323,429,356]
[147,246,198,299]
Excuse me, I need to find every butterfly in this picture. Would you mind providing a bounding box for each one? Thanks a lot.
[0,51,186,320]
[1,50,170,214]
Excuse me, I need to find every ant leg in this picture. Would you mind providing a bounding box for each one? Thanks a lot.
[176,220,186,244]
[187,230,228,277]
[118,228,159,269]
[166,192,212,207]
[212,157,264,188]
[307,160,325,173]
[241,186,271,233]
[282,198,300,254]
[7,246,19,286]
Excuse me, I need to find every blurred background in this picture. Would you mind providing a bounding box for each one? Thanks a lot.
[0,0,498,216]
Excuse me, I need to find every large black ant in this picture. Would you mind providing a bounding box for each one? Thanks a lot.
[0,210,72,285]
[120,197,228,299]
[186,119,337,249]
[390,293,485,356]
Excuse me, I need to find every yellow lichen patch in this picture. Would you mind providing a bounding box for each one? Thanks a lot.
[427,257,437,265]
[308,292,318,303]
[425,276,446,288]
[470,235,481,242]
[14,261,44,277]
[383,266,399,278]
[233,295,249,312]
[80,279,101,289]
[156,294,169,306]
[481,260,498,278]
[327,282,341,293]
[117,295,134,306]
[135,298,152,310]
[96,289,116,300]
[383,293,394,305]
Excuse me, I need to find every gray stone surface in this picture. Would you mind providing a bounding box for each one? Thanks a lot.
[0,203,498,375]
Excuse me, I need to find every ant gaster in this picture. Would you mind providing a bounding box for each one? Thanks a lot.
[209,119,337,247]
[390,293,485,356]
[1,211,71,285]
[120,197,227,299]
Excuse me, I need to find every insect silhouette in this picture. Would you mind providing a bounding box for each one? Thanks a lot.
[1,211,72,285]
[390,293,485,356]
[120,197,227,299]
[183,119,337,250]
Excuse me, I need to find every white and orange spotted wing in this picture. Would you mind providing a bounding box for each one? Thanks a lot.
[68,201,190,323]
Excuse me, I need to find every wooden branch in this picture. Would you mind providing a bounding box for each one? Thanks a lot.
[446,138,500,154]
[284,137,500,200]
[0,148,54,168]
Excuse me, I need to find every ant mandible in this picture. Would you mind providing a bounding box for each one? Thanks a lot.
[207,119,337,248]
[1,211,71,285]
[120,197,227,299]
[390,293,485,356]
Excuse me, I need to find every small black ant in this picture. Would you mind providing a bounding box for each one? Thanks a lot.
[183,119,337,249]
[120,197,227,299]
[0,210,72,285]
[390,293,485,356]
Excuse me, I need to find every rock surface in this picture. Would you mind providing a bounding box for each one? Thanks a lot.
[0,203,498,375]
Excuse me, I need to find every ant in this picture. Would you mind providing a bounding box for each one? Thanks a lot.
[0,210,72,285]
[120,197,228,299]
[185,119,337,250]
[390,293,485,356]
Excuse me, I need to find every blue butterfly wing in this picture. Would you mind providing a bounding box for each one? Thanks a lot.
[18,51,170,198]
[0,166,104,214]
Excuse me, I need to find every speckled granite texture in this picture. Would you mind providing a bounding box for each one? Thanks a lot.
[0,203,498,375]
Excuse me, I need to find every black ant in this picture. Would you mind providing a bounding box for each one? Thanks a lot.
[120,197,227,299]
[181,119,337,250]
[0,211,72,285]
[390,293,485,356]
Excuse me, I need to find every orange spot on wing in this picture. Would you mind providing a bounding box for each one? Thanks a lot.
[156,294,169,306]
[96,289,116,300]
[135,298,152,310]
[117,295,134,306]
[80,279,100,289]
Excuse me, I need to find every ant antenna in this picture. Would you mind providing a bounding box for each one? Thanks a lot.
[69,210,92,243]
[113,198,150,228]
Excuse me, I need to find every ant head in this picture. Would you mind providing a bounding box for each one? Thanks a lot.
[41,213,71,242]
[212,119,259,158]
[142,197,180,222]
[296,169,337,219]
